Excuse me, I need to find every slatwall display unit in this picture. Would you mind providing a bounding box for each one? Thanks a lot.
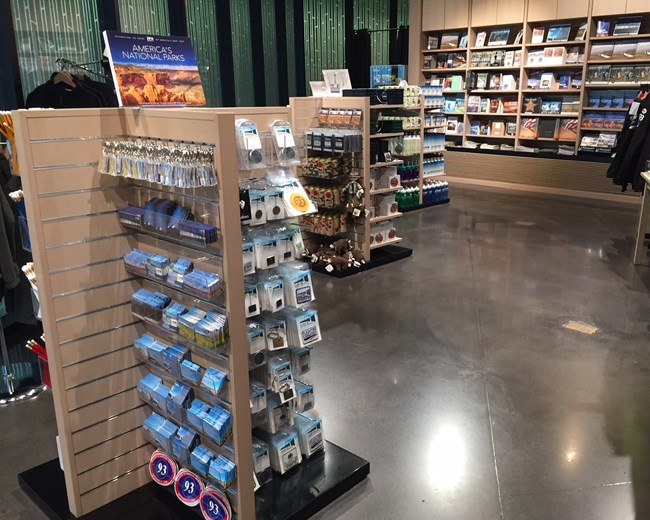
[13,107,368,520]
[291,97,413,272]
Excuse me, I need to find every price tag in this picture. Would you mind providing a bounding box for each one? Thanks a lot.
[149,450,177,487]
[200,486,232,520]
[175,469,204,507]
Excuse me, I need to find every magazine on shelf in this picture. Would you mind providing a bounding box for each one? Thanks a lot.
[575,23,588,41]
[541,100,562,114]
[582,112,605,129]
[488,29,510,46]
[538,119,559,139]
[427,36,439,50]
[546,25,571,42]
[636,42,650,59]
[612,43,638,60]
[586,65,611,83]
[596,20,610,38]
[635,66,650,83]
[514,30,523,45]
[523,96,542,113]
[613,17,642,36]
[441,33,460,49]
[531,28,545,44]
[519,117,539,138]
[590,44,615,60]
[475,32,487,48]
[610,66,635,83]
[506,121,517,136]
[557,118,578,140]
[459,35,468,49]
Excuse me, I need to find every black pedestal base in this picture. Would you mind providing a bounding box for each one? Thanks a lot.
[312,245,413,278]
[18,442,369,520]
[400,198,450,213]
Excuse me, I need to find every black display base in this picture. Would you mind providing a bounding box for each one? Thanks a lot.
[311,244,413,278]
[400,198,450,213]
[18,442,368,520]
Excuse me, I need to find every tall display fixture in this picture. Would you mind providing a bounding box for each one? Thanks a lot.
[13,107,369,520]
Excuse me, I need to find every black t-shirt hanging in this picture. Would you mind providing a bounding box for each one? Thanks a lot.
[25,75,104,109]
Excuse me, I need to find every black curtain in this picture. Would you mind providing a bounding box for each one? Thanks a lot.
[390,25,409,65]
[346,29,371,88]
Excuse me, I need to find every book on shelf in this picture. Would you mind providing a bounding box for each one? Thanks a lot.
[527,71,542,89]
[600,97,613,108]
[550,47,567,65]
[450,75,464,90]
[488,29,510,46]
[479,98,489,113]
[603,111,626,130]
[513,50,522,67]
[546,25,571,42]
[635,66,650,83]
[501,74,517,91]
[575,23,588,41]
[528,50,544,66]
[441,33,459,49]
[455,97,465,112]
[427,36,439,50]
[543,47,554,63]
[475,32,487,47]
[505,121,517,136]
[557,118,578,140]
[488,73,501,90]
[613,17,641,36]
[503,100,518,113]
[476,72,488,89]
[514,29,523,45]
[489,98,503,113]
[587,96,601,108]
[446,116,460,133]
[423,55,435,69]
[523,96,542,113]
[450,53,467,68]
[538,119,559,138]
[504,51,514,67]
[470,120,480,135]
[457,121,465,134]
[611,96,625,109]
[520,117,539,138]
[491,121,505,136]
[582,112,605,128]
[564,49,578,64]
[586,65,611,83]
[613,43,638,60]
[558,74,571,90]
[467,95,480,112]
[596,20,610,38]
[459,35,468,49]
[590,44,614,60]
[541,100,562,114]
[571,74,582,89]
[610,66,635,83]
[444,98,457,112]
[561,99,580,113]
[636,42,650,59]
[531,28,545,44]
[539,72,557,90]
[479,121,490,135]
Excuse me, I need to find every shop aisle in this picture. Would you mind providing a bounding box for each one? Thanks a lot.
[2,185,650,520]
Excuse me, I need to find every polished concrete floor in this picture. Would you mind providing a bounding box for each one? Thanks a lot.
[2,185,650,520]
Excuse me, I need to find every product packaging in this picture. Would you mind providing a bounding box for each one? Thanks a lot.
[293,412,324,458]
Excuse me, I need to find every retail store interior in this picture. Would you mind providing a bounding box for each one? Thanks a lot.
[2,1,650,520]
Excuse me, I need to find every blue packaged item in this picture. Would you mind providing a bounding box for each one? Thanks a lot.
[166,381,194,422]
[134,333,156,357]
[293,412,324,458]
[162,302,186,334]
[143,412,165,443]
[118,205,145,228]
[147,340,166,366]
[180,359,203,385]
[156,419,178,453]
[370,65,406,88]
[183,269,222,298]
[208,455,237,488]
[252,437,272,486]
[172,426,199,467]
[123,249,151,274]
[295,381,315,412]
[190,445,215,477]
[151,382,170,411]
[137,373,162,401]
[202,404,232,445]
[179,307,207,342]
[168,205,192,234]
[187,399,211,431]
[266,429,301,474]
[162,343,189,377]
[201,367,227,396]
[179,221,218,244]
[146,254,170,280]
[168,257,193,287]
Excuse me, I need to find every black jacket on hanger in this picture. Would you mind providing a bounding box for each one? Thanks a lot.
[607,95,650,192]
[0,156,20,294]
[25,75,104,109]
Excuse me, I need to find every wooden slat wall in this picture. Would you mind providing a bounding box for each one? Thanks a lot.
[14,108,256,518]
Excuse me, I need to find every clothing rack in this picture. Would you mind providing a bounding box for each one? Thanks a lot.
[355,25,406,33]
[55,58,110,80]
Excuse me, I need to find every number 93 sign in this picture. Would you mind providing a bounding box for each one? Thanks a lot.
[200,486,232,520]
[148,450,177,487]
[174,469,204,507]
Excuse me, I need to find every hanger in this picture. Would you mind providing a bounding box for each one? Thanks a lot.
[52,69,76,88]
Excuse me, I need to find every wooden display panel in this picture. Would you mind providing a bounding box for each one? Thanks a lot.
[556,0,589,19]
[625,0,649,13]
[445,0,469,28]
[422,0,446,31]
[527,0,558,22]
[591,0,627,16]
[472,0,498,27]
[497,0,526,24]
[13,108,255,518]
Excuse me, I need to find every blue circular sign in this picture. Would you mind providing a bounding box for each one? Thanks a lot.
[175,469,204,507]
[149,451,176,487]
[200,486,231,520]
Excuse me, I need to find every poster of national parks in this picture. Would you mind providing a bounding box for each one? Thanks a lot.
[103,31,206,107]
